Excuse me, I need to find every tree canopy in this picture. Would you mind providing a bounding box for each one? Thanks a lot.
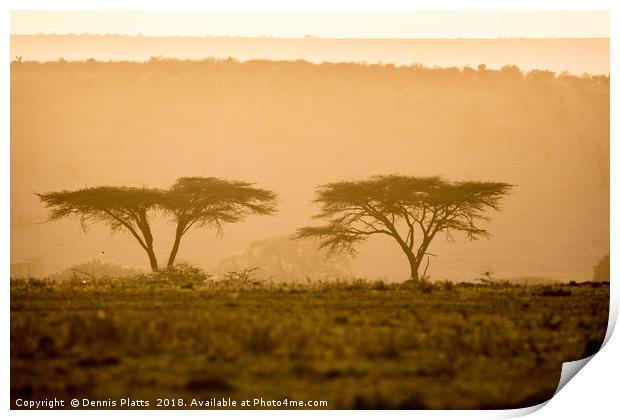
[38,187,164,270]
[162,177,278,267]
[38,178,278,271]
[295,175,513,281]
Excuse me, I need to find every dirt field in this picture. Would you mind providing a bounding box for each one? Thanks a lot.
[10,278,609,409]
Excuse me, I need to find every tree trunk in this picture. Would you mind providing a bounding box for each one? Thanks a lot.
[137,219,159,272]
[167,232,182,268]
[408,255,420,282]
[167,222,187,268]
[146,247,158,271]
[409,264,420,282]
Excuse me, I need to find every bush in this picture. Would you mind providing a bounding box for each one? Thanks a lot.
[216,267,268,290]
[149,263,212,287]
[593,254,610,282]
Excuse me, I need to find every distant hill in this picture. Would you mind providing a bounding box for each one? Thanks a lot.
[10,34,609,75]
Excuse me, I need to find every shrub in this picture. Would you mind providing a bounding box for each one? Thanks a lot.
[220,267,262,287]
[536,286,572,297]
[593,254,610,282]
[150,263,212,287]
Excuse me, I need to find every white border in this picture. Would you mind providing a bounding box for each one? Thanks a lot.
[1,0,616,11]
[2,1,616,419]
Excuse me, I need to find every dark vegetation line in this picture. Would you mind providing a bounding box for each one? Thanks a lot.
[11,57,610,84]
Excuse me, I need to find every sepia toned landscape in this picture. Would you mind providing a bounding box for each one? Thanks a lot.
[11,277,608,409]
[10,11,610,410]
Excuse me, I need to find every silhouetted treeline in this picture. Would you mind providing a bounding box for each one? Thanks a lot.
[11,57,609,88]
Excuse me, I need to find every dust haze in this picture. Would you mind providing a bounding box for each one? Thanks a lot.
[10,36,609,281]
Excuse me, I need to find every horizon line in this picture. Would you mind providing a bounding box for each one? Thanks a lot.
[10,33,611,41]
[10,57,611,76]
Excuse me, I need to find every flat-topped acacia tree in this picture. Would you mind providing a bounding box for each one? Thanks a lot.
[294,175,513,282]
[38,178,278,272]
[162,177,278,267]
[38,187,164,270]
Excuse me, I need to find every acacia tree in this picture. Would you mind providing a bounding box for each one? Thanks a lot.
[295,175,513,282]
[162,177,278,267]
[38,187,164,270]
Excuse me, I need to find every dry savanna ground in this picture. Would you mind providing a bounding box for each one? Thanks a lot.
[10,273,609,410]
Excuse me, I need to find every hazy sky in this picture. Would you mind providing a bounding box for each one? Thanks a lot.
[11,10,609,38]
